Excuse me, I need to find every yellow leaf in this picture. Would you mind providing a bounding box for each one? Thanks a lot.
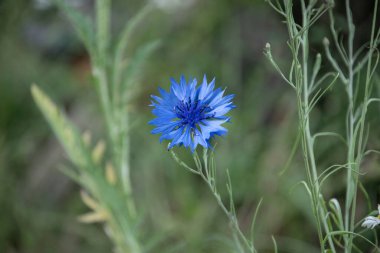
[92,140,105,164]
[80,190,99,210]
[106,162,117,185]
[78,211,108,223]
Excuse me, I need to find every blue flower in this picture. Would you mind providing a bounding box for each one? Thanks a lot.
[149,75,235,152]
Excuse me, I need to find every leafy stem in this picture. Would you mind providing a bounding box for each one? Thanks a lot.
[170,149,258,253]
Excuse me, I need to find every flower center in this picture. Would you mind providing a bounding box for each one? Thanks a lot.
[174,97,212,128]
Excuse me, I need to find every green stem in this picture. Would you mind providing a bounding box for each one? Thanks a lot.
[299,1,336,251]
[194,152,255,253]
[94,0,138,250]
[344,0,360,251]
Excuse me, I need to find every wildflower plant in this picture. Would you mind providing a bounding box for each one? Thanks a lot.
[265,0,380,252]
[31,0,159,252]
[150,75,265,253]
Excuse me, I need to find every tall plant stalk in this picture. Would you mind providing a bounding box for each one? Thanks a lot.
[266,0,380,252]
[31,0,159,252]
[325,0,379,251]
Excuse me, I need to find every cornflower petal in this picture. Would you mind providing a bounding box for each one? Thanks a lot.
[149,75,235,152]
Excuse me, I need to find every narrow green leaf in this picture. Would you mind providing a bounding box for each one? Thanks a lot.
[169,150,199,175]
[329,198,344,231]
[122,40,161,101]
[271,235,278,253]
[226,170,236,217]
[324,231,380,250]
[250,198,264,249]
[54,0,95,56]
[279,130,300,176]
[310,53,322,89]
[308,73,339,114]
[31,84,92,170]
[113,4,154,91]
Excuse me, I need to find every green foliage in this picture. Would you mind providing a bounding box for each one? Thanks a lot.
[30,0,160,252]
[31,83,142,252]
[54,0,96,56]
[266,0,380,252]
[170,148,262,253]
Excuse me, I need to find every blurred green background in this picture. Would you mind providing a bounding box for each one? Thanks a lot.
[1,0,380,252]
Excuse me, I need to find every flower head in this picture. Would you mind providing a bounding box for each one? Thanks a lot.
[149,75,235,152]
[362,205,380,229]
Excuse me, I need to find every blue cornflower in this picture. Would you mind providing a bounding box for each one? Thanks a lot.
[149,75,235,152]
